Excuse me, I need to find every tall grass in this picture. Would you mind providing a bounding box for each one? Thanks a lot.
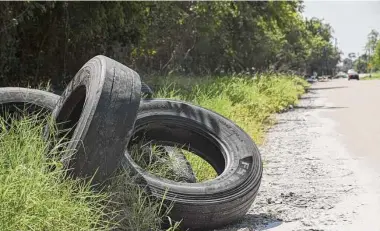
[0,113,111,231]
[0,111,180,231]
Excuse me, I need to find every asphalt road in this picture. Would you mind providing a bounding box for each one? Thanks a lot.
[309,78,380,168]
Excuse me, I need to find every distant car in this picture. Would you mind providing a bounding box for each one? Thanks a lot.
[305,75,317,83]
[347,69,359,80]
[335,71,348,79]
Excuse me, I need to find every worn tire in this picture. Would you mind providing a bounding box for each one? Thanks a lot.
[51,55,141,185]
[126,99,263,230]
[141,82,154,99]
[0,87,59,112]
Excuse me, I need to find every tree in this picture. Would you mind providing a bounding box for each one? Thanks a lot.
[364,29,379,74]
[342,58,353,72]
[0,1,341,88]
[373,40,380,70]
[354,53,368,73]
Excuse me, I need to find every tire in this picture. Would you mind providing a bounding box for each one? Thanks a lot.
[0,88,59,133]
[0,87,59,112]
[141,82,154,99]
[125,99,263,230]
[51,55,141,185]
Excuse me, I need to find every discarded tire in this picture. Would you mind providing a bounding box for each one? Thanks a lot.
[51,55,141,185]
[126,99,263,230]
[0,87,59,118]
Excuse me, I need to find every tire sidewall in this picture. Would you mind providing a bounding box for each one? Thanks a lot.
[126,99,263,202]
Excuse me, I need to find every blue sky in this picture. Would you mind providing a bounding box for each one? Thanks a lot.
[302,0,380,58]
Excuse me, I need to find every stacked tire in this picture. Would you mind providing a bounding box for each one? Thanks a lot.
[1,55,263,231]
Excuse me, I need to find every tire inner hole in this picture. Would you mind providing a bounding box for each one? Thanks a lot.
[128,120,224,183]
[55,85,86,143]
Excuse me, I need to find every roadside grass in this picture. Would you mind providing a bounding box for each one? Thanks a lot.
[145,74,309,182]
[0,113,112,231]
[0,111,180,231]
[362,72,380,80]
[0,73,308,230]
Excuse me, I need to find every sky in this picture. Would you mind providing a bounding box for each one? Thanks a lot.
[302,0,380,58]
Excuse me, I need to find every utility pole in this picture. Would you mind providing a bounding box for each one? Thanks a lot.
[334,38,338,75]
[369,48,372,78]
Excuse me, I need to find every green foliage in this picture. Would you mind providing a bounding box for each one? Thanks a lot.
[374,41,380,69]
[153,73,308,146]
[0,112,180,231]
[183,151,217,182]
[1,1,339,88]
[362,72,380,80]
[107,171,181,231]
[0,114,112,231]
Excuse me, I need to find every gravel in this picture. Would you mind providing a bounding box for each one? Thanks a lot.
[214,87,380,231]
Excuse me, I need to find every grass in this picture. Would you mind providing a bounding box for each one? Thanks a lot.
[0,113,111,231]
[361,72,380,80]
[0,73,308,231]
[0,110,180,231]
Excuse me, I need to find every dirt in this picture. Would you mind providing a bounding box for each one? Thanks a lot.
[214,78,380,231]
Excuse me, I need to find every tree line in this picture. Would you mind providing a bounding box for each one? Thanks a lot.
[347,29,380,74]
[0,1,340,89]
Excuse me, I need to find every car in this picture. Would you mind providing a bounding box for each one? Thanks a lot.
[335,71,348,79]
[347,69,359,80]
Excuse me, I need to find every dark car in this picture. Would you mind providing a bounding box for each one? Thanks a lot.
[347,69,359,80]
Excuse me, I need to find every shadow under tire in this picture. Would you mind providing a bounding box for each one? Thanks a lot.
[126,99,263,230]
[51,55,141,185]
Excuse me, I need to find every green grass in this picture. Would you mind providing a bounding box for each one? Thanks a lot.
[143,73,309,182]
[182,151,217,182]
[0,73,308,231]
[0,113,111,231]
[0,111,180,231]
[362,72,380,80]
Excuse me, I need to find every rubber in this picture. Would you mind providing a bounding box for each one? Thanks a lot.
[0,87,59,116]
[51,55,141,185]
[141,82,154,99]
[125,99,263,230]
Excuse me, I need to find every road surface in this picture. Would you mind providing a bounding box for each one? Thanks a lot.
[217,77,380,231]
[313,78,380,169]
